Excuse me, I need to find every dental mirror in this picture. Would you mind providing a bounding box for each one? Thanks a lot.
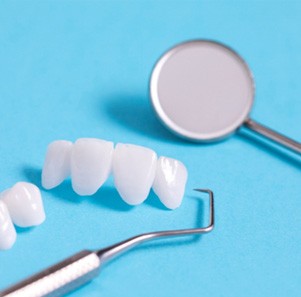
[150,40,301,154]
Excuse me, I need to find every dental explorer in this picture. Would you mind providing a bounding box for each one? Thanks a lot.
[0,189,214,297]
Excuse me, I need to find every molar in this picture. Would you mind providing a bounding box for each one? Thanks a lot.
[1,182,46,227]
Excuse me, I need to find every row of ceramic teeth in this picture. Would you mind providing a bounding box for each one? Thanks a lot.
[0,182,45,250]
[42,139,188,209]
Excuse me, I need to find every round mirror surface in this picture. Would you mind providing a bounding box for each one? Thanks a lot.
[150,40,255,141]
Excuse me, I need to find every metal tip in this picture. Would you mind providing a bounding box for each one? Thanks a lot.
[193,188,212,194]
[98,188,215,262]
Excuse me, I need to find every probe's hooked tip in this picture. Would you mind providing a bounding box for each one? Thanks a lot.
[98,187,215,262]
[193,188,213,194]
[193,188,214,232]
[0,188,216,297]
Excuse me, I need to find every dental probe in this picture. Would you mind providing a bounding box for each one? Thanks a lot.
[0,189,214,297]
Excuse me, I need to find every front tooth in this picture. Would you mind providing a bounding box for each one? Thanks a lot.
[1,182,46,227]
[42,140,73,189]
[71,138,114,196]
[113,143,157,205]
[152,157,188,209]
[0,201,17,250]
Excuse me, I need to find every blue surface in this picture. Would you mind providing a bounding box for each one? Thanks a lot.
[0,1,301,296]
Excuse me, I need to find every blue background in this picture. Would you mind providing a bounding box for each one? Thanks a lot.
[0,1,301,296]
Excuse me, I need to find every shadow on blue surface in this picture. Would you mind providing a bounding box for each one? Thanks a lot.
[104,94,182,143]
[144,190,167,210]
[15,226,35,234]
[22,166,43,188]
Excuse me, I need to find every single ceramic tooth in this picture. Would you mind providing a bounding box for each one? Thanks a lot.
[42,140,73,189]
[1,182,46,227]
[71,138,114,196]
[152,157,188,209]
[113,143,157,205]
[0,201,17,250]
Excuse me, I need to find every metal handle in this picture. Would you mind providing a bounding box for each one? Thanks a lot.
[0,189,214,297]
[244,118,301,154]
[0,250,101,297]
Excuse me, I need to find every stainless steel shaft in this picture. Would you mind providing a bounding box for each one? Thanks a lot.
[0,189,214,297]
[244,118,301,154]
[0,250,101,297]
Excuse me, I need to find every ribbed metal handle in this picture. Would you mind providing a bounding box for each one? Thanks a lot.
[0,250,101,297]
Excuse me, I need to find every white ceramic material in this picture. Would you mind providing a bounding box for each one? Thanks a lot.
[1,182,46,227]
[42,138,189,208]
[152,157,188,209]
[0,201,17,250]
[113,143,157,205]
[42,140,73,189]
[71,138,114,196]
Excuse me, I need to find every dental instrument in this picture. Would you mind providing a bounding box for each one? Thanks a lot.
[150,39,301,154]
[42,139,188,209]
[0,188,214,297]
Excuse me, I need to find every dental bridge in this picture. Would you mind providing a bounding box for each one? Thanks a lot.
[0,189,214,297]
[42,140,189,210]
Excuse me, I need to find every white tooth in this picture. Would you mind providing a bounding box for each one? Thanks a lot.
[0,201,16,250]
[71,138,114,196]
[42,140,73,189]
[113,143,157,205]
[1,182,46,227]
[152,157,188,209]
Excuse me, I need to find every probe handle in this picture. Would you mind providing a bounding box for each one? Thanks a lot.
[0,250,101,297]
